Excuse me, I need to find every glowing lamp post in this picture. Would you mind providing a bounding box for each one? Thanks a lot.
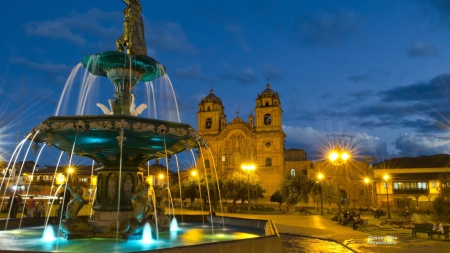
[364,177,374,207]
[241,163,256,214]
[158,173,164,186]
[317,173,324,215]
[56,173,66,185]
[328,148,350,214]
[383,174,392,219]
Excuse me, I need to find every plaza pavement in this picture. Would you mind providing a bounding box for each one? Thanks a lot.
[174,208,450,253]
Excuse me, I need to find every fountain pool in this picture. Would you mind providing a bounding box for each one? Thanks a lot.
[0,215,280,253]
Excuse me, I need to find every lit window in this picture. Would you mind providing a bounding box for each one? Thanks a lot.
[432,181,437,188]
[290,169,296,177]
[417,182,427,189]
[384,182,387,189]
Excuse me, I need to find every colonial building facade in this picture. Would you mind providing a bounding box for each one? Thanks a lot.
[373,154,450,212]
[196,84,307,198]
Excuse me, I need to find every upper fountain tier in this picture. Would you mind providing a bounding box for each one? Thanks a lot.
[82,51,166,87]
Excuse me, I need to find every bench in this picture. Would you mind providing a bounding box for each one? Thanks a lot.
[400,211,410,218]
[298,207,308,215]
[411,223,433,239]
[430,225,450,241]
[358,219,369,231]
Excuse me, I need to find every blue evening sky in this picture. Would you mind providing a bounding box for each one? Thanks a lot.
[2,0,450,166]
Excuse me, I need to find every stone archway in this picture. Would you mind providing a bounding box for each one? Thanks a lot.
[340,189,348,206]
[418,195,429,211]
[405,195,416,210]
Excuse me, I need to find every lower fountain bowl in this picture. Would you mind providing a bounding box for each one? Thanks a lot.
[0,215,281,253]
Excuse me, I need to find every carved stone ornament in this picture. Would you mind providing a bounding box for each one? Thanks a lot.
[51,122,75,131]
[106,68,143,82]
[36,122,50,132]
[117,129,127,147]
[75,120,86,131]
[103,153,118,162]
[106,174,118,203]
[132,122,156,132]
[127,153,138,161]
[44,133,54,148]
[156,125,167,135]
[89,121,113,130]
[167,127,188,137]
[115,119,130,130]
[32,142,40,155]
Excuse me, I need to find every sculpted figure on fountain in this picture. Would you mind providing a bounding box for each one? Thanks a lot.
[116,0,147,55]
[60,182,93,237]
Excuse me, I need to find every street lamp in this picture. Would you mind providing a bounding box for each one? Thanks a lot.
[317,173,324,215]
[383,174,391,219]
[241,163,256,214]
[328,147,350,215]
[158,173,164,186]
[364,177,375,207]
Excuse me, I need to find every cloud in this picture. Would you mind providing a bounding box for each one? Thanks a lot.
[225,24,250,52]
[259,64,284,81]
[394,134,450,156]
[22,8,197,54]
[378,73,450,103]
[174,64,216,83]
[282,125,388,159]
[146,21,198,54]
[219,64,259,85]
[22,8,121,47]
[10,57,72,85]
[347,74,370,83]
[291,9,361,49]
[406,42,438,59]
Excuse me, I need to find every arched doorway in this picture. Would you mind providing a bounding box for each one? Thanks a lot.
[340,189,348,206]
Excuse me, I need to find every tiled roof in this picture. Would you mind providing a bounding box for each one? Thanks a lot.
[374,154,450,169]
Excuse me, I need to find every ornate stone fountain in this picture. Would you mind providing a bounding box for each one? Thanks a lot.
[28,0,203,238]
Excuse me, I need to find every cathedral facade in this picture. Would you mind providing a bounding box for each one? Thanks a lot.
[196,84,295,199]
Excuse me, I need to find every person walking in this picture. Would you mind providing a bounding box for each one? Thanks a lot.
[26,196,36,217]
[7,193,16,218]
[35,200,47,217]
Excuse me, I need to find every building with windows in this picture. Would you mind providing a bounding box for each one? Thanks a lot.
[373,154,450,211]
[196,83,310,198]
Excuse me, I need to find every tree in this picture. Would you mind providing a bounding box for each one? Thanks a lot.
[322,184,337,207]
[222,171,265,206]
[432,185,450,223]
[279,170,314,213]
[270,190,283,210]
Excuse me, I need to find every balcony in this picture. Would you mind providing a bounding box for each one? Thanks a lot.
[393,188,429,194]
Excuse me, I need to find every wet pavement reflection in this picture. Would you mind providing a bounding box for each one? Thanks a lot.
[281,234,353,253]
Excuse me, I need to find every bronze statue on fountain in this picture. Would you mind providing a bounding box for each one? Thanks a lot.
[27,0,203,239]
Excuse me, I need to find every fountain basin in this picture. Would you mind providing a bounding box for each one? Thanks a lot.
[0,215,281,253]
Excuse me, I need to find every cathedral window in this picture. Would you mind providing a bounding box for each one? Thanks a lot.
[205,159,210,168]
[265,157,272,166]
[207,106,210,111]
[206,118,212,129]
[290,169,295,177]
[264,114,272,125]
[265,102,269,106]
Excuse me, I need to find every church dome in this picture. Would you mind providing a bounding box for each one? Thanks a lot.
[201,89,222,103]
[257,83,279,99]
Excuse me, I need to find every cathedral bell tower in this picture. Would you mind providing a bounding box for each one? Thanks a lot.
[197,89,226,135]
[254,83,282,132]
